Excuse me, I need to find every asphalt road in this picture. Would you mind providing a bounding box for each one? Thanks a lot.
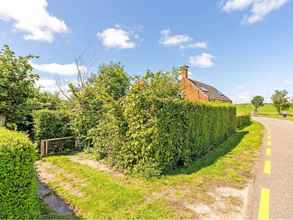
[247,117,293,220]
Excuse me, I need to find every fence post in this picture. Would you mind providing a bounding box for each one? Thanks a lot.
[75,137,80,150]
[44,140,48,156]
[41,140,45,157]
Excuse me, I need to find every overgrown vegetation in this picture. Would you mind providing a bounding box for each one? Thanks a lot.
[0,128,40,219]
[34,109,73,141]
[69,63,130,147]
[0,45,38,130]
[82,67,236,176]
[0,45,68,136]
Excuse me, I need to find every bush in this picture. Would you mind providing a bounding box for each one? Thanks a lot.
[0,128,40,219]
[34,109,73,141]
[96,92,236,177]
[236,115,251,129]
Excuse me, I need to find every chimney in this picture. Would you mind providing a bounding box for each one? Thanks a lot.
[180,65,189,79]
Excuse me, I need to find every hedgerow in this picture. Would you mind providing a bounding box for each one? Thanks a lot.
[236,114,251,129]
[93,90,236,176]
[120,94,236,176]
[34,109,73,141]
[0,128,40,219]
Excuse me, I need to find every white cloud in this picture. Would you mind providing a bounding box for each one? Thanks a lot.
[36,79,58,92]
[223,0,254,12]
[187,42,208,49]
[97,25,136,49]
[189,53,215,68]
[0,0,68,43]
[160,29,192,46]
[222,0,289,24]
[160,29,208,50]
[32,63,87,76]
[245,0,289,24]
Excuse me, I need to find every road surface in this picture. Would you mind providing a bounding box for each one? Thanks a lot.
[247,117,293,220]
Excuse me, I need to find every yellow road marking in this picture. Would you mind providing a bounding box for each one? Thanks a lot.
[258,188,270,220]
[267,140,272,146]
[266,148,272,156]
[264,160,271,175]
[267,135,271,141]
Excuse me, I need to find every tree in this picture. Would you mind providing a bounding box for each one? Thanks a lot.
[251,96,264,112]
[271,90,291,114]
[0,45,38,129]
[69,63,130,146]
[130,68,181,98]
[31,90,66,110]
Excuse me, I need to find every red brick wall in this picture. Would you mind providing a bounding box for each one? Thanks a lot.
[180,78,209,102]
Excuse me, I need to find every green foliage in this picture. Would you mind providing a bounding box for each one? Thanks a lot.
[134,69,181,98]
[34,109,73,141]
[251,96,264,112]
[94,63,130,100]
[0,128,40,219]
[122,95,236,176]
[89,101,127,163]
[236,115,251,129]
[93,90,235,176]
[32,90,67,111]
[0,45,38,129]
[271,90,291,114]
[69,63,130,146]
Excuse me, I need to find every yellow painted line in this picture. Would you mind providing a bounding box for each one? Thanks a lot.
[258,188,270,220]
[267,140,272,146]
[264,160,271,175]
[266,148,272,156]
[267,135,272,141]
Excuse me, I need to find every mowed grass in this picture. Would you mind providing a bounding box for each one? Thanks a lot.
[236,103,293,121]
[40,122,264,219]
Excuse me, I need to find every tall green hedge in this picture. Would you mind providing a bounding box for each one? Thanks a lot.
[236,114,251,129]
[34,109,73,141]
[0,128,40,219]
[116,94,236,176]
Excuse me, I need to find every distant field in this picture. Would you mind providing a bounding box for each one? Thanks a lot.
[236,103,293,121]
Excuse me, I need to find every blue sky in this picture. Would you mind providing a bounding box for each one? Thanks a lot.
[0,0,292,103]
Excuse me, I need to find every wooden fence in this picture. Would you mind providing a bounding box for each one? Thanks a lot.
[40,136,80,157]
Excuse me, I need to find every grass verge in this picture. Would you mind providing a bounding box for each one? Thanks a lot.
[236,103,293,121]
[39,122,264,219]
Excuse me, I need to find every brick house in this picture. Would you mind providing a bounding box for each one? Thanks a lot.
[180,65,232,103]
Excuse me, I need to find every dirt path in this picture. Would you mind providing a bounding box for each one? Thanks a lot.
[247,117,293,219]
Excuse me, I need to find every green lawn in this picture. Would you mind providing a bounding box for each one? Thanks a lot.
[39,122,264,219]
[236,103,293,121]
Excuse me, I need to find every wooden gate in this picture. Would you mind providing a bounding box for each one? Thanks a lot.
[40,136,80,157]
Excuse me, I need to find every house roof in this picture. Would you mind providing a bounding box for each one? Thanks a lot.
[189,79,232,103]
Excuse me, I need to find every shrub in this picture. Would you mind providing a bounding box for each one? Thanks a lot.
[110,93,236,176]
[236,115,251,129]
[34,109,74,154]
[34,109,73,141]
[0,128,40,219]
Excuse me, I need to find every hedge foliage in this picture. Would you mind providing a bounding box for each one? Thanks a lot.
[0,128,40,219]
[236,114,251,129]
[94,92,236,177]
[34,109,73,141]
